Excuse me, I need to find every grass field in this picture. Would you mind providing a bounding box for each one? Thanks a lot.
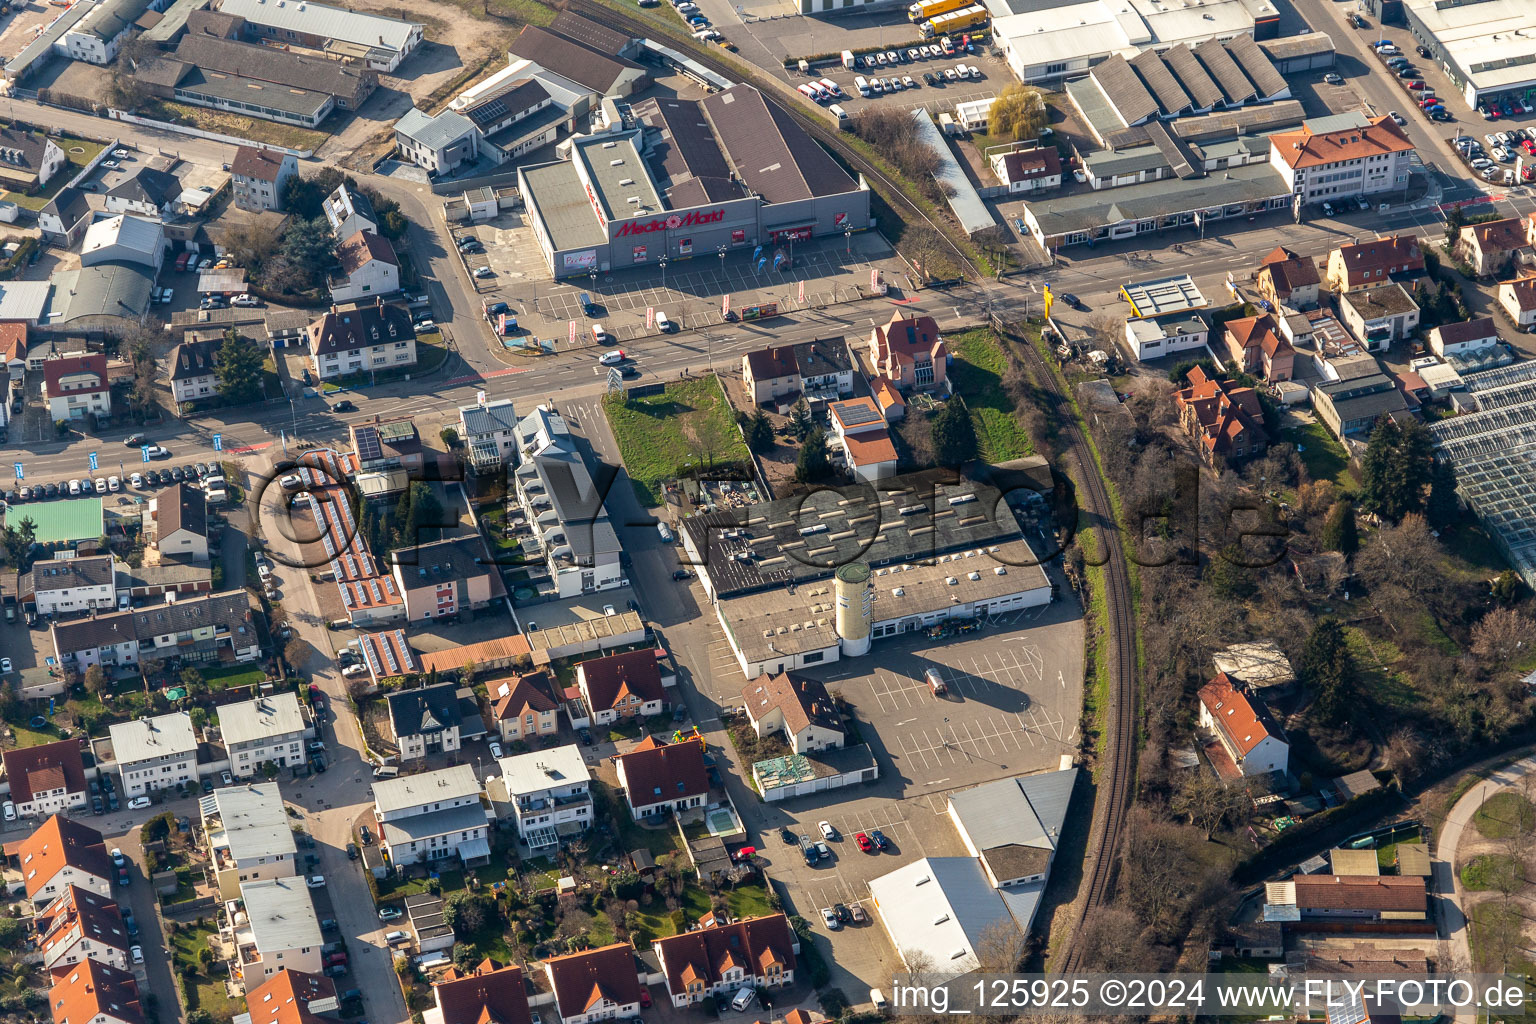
[1473,791,1536,840]
[170,920,245,1021]
[1461,853,1523,891]
[603,376,750,507]
[947,328,1031,463]
[1282,420,1355,489]
[139,100,328,153]
[198,664,266,691]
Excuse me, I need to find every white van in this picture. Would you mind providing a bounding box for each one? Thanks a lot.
[658,522,675,543]
[655,310,673,332]
[870,990,889,1012]
[731,988,757,1012]
[598,349,626,366]
[854,76,870,96]
[829,104,848,121]
[373,765,400,779]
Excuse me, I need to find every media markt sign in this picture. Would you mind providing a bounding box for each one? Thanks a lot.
[615,209,727,237]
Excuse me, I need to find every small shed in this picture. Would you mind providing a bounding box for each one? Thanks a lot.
[1332,770,1382,803]
[197,268,248,295]
[1328,848,1380,876]
[1394,842,1431,877]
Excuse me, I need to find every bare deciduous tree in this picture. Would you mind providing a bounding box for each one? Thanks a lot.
[1470,606,1536,673]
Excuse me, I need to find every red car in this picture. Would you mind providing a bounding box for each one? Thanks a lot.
[1407,80,1426,91]
[855,832,873,852]
[325,952,348,967]
[640,989,652,1009]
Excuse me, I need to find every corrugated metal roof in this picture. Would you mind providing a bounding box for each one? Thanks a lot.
[1224,33,1288,100]
[908,108,995,236]
[948,767,1076,856]
[1161,43,1223,109]
[1129,48,1191,115]
[1092,53,1159,125]
[867,857,1018,973]
[1194,37,1255,105]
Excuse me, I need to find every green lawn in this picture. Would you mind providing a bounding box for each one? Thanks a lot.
[947,328,1031,462]
[603,376,750,507]
[1375,827,1422,869]
[1283,420,1354,489]
[169,920,244,1020]
[3,133,105,211]
[198,664,266,690]
[723,880,775,920]
[377,866,466,900]
[1473,791,1536,840]
[1342,626,1417,710]
[1461,853,1523,891]
[6,718,66,748]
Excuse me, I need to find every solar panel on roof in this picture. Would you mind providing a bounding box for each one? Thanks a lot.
[837,402,881,428]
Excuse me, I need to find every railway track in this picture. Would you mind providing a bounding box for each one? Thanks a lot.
[564,0,979,280]
[995,315,1137,975]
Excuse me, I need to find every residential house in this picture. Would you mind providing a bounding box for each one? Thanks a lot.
[512,423,623,597]
[1457,217,1531,278]
[489,671,560,743]
[306,300,417,381]
[240,970,338,1024]
[1,738,88,818]
[1325,235,1424,293]
[991,146,1062,193]
[199,784,298,900]
[168,337,220,407]
[0,126,64,193]
[356,628,420,684]
[389,535,499,623]
[869,312,947,391]
[231,146,298,213]
[1267,112,1413,206]
[458,398,520,471]
[371,764,491,867]
[149,482,209,561]
[16,815,112,905]
[322,184,379,240]
[741,671,845,755]
[44,353,110,423]
[428,958,533,1024]
[24,554,116,615]
[1255,245,1321,309]
[60,0,153,65]
[1197,672,1289,778]
[103,168,181,220]
[46,959,143,1024]
[1311,373,1412,440]
[38,186,93,245]
[80,215,166,269]
[328,230,399,304]
[36,884,130,971]
[227,877,323,994]
[52,590,260,674]
[491,743,592,851]
[1428,317,1500,359]
[0,322,23,381]
[1174,366,1270,466]
[1222,312,1295,381]
[1338,283,1419,351]
[652,914,796,1007]
[394,108,482,176]
[576,649,664,726]
[1499,277,1536,330]
[350,416,424,476]
[544,944,642,1024]
[219,693,310,779]
[613,737,708,819]
[514,405,569,458]
[1123,312,1208,362]
[107,712,199,798]
[1278,874,1427,921]
[742,346,799,405]
[872,377,905,421]
[386,683,464,762]
[827,397,897,482]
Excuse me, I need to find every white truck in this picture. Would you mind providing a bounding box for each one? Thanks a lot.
[841,49,855,69]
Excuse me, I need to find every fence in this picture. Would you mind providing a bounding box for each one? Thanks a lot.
[106,109,313,158]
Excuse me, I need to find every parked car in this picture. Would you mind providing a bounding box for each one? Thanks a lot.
[379,906,403,921]
[306,875,326,889]
[127,796,151,810]
[822,907,841,929]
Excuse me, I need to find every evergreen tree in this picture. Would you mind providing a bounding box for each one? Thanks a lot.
[931,397,977,466]
[796,428,832,482]
[1359,416,1400,517]
[1359,417,1432,522]
[1426,458,1459,531]
[788,399,813,440]
[1207,543,1257,600]
[1320,499,1359,556]
[1298,618,1358,726]
[214,330,265,406]
[746,410,774,453]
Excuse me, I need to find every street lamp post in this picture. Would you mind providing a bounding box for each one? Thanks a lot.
[659,257,668,294]
[844,227,852,257]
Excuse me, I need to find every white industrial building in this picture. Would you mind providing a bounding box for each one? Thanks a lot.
[80,215,166,269]
[680,470,1053,678]
[1404,0,1536,108]
[215,0,421,72]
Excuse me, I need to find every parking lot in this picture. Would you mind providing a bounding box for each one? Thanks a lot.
[797,45,1008,120]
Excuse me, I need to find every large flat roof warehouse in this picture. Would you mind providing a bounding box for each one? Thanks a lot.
[521,161,613,253]
[1121,274,1208,317]
[573,133,666,224]
[1404,0,1536,103]
[214,0,420,68]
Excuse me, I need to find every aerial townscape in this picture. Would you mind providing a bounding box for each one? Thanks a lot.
[1,0,1536,1019]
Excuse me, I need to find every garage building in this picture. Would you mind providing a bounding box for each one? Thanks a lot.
[518,85,869,279]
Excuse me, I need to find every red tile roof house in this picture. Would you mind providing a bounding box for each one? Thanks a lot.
[245,969,337,1024]
[1325,235,1425,294]
[741,671,846,755]
[434,957,535,1024]
[2,737,88,817]
[1222,312,1295,382]
[1457,217,1532,279]
[490,671,561,743]
[1283,874,1427,921]
[868,312,947,392]
[544,943,642,1024]
[1428,316,1500,359]
[576,649,664,726]
[43,352,111,423]
[36,883,131,971]
[1499,276,1536,330]
[1197,673,1288,779]
[614,738,708,819]
[47,958,143,1024]
[741,346,800,406]
[1174,367,1270,467]
[16,814,112,906]
[652,913,797,1008]
[1255,245,1321,310]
